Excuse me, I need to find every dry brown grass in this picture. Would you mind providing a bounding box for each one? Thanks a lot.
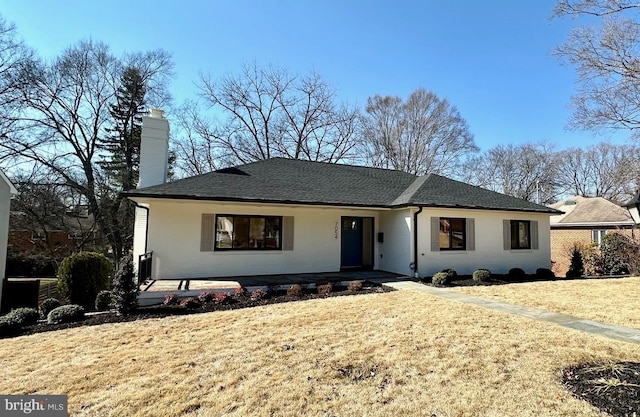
[455,277,640,329]
[1,291,639,416]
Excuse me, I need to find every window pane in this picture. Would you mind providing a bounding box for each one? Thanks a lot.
[249,217,265,248]
[216,216,233,249]
[511,221,519,249]
[450,219,465,249]
[440,218,465,250]
[264,217,281,249]
[518,222,529,247]
[439,219,451,249]
[233,217,250,248]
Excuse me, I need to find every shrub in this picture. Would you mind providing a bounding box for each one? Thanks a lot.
[317,283,333,295]
[507,268,526,282]
[5,308,40,327]
[347,280,363,292]
[162,293,179,306]
[112,254,138,316]
[442,268,458,280]
[94,290,113,311]
[39,298,61,319]
[47,304,85,324]
[287,284,303,297]
[600,233,635,275]
[214,292,232,304]
[57,252,113,309]
[566,246,584,278]
[472,269,491,282]
[250,288,267,301]
[0,316,20,336]
[431,272,449,286]
[234,286,248,297]
[535,268,555,280]
[179,297,201,308]
[198,291,216,303]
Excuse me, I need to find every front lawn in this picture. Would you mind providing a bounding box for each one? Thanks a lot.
[0,290,638,416]
[453,276,640,329]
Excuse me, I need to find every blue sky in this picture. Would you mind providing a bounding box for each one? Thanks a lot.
[2,0,628,151]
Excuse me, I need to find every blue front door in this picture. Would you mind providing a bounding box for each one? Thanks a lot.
[341,217,363,269]
[341,217,374,270]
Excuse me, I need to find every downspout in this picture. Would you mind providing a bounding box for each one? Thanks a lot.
[412,206,424,279]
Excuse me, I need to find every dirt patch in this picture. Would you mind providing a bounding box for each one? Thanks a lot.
[7,283,393,338]
[563,362,640,416]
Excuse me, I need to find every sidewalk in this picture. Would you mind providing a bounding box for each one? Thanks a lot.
[373,279,640,345]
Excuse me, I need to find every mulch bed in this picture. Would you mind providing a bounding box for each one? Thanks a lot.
[5,283,393,339]
[563,362,640,416]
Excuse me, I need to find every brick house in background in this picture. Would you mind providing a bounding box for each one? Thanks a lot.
[549,196,635,276]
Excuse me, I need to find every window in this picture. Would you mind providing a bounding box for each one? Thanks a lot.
[215,215,282,250]
[592,230,607,246]
[510,220,530,249]
[439,218,466,250]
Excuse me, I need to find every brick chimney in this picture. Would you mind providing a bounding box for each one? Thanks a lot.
[138,108,169,188]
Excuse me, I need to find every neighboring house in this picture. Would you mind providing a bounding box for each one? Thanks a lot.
[548,196,635,276]
[0,169,18,310]
[125,110,559,282]
[8,206,100,260]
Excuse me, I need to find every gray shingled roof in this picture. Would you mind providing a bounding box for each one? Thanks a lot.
[125,158,557,213]
[549,196,633,225]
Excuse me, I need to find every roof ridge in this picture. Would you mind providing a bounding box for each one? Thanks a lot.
[391,175,429,206]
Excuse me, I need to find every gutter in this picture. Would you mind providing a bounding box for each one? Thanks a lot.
[412,206,424,279]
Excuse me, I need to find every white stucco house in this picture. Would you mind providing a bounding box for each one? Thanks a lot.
[125,110,559,282]
[0,169,18,310]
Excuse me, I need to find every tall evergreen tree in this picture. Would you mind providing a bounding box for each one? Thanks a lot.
[97,66,147,264]
[99,66,146,190]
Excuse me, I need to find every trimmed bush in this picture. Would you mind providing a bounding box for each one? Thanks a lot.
[162,293,179,306]
[431,272,449,286]
[287,284,303,297]
[250,289,267,301]
[112,254,138,316]
[39,298,61,320]
[507,267,526,282]
[234,286,248,297]
[47,304,85,324]
[95,290,113,311]
[347,280,363,292]
[5,308,40,327]
[432,269,457,286]
[535,268,555,280]
[317,283,333,295]
[214,292,232,304]
[198,291,216,303]
[0,316,20,336]
[442,268,458,280]
[472,269,491,282]
[57,252,113,309]
[179,297,201,308]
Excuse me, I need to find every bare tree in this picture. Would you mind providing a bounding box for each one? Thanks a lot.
[363,88,477,177]
[184,62,362,167]
[465,143,561,204]
[0,38,173,265]
[172,100,226,176]
[0,15,33,142]
[553,1,640,135]
[556,142,639,202]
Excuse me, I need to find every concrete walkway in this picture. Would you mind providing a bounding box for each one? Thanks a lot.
[374,279,640,345]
